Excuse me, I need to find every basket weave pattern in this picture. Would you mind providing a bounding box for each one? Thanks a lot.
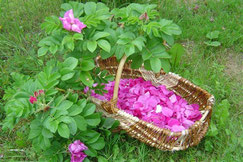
[91,57,215,151]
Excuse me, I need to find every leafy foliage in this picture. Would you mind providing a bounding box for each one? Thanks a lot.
[204,30,221,47]
[2,1,184,161]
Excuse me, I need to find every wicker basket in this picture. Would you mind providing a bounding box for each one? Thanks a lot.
[90,56,215,151]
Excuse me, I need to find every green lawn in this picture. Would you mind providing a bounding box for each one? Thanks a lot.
[0,0,242,161]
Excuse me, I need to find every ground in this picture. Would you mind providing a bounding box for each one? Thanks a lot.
[0,0,242,161]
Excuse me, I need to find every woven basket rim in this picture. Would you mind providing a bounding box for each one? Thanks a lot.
[91,70,214,136]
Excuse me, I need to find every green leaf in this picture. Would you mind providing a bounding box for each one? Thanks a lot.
[82,103,96,116]
[98,39,111,53]
[61,2,84,17]
[150,57,161,73]
[84,2,96,15]
[56,100,73,111]
[41,16,61,34]
[42,128,53,138]
[206,31,220,39]
[160,59,171,73]
[29,128,41,139]
[61,72,75,81]
[68,93,79,103]
[144,60,152,70]
[215,99,230,127]
[87,133,100,144]
[89,137,105,150]
[204,41,221,47]
[58,123,70,138]
[49,45,58,54]
[131,55,143,69]
[73,33,83,40]
[142,39,170,59]
[87,40,97,52]
[80,59,95,71]
[63,57,78,70]
[84,147,97,157]
[58,116,72,124]
[169,43,185,68]
[85,113,101,126]
[125,44,135,57]
[80,71,94,87]
[98,156,108,162]
[45,119,59,133]
[160,19,181,35]
[62,35,74,51]
[74,115,87,131]
[132,37,146,51]
[100,50,114,59]
[206,121,218,137]
[162,33,174,46]
[93,32,110,40]
[68,118,77,135]
[101,118,116,129]
[68,104,84,116]
[38,47,49,57]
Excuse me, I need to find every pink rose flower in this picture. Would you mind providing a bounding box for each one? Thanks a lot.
[29,96,37,104]
[69,140,88,162]
[59,9,86,33]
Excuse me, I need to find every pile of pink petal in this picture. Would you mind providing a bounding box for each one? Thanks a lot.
[90,78,202,132]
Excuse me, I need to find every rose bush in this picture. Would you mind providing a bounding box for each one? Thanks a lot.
[2,1,183,161]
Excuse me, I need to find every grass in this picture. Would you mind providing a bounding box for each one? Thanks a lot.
[0,0,242,161]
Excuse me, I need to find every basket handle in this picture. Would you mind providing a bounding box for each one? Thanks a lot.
[99,55,127,114]
[112,54,127,102]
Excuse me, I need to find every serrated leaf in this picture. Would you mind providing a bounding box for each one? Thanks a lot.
[58,123,70,138]
[98,39,111,53]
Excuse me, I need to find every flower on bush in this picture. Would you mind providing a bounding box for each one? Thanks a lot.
[59,9,86,33]
[29,90,44,104]
[29,96,37,104]
[69,140,88,162]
